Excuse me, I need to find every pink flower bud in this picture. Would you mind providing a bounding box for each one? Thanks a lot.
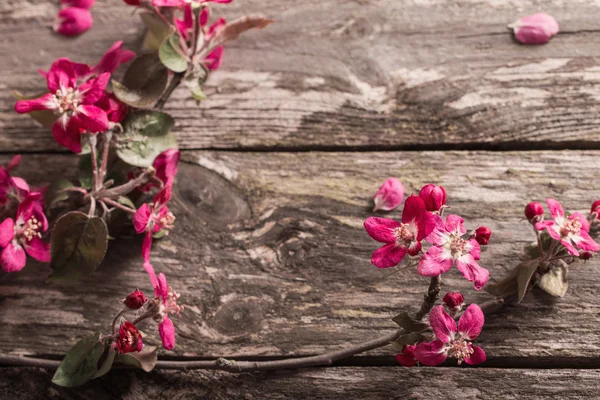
[116,321,143,354]
[508,13,559,45]
[443,292,464,311]
[373,178,404,212]
[123,289,147,310]
[53,7,93,37]
[580,251,593,261]
[61,0,95,9]
[591,200,600,216]
[395,345,417,367]
[524,201,544,223]
[123,0,141,5]
[418,184,446,212]
[474,226,492,245]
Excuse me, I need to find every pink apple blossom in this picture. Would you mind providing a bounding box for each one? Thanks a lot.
[115,321,143,354]
[591,200,600,219]
[0,193,50,272]
[143,262,183,350]
[418,184,446,212]
[414,304,486,366]
[364,195,436,268]
[535,198,600,256]
[373,178,404,212]
[418,214,489,290]
[133,187,175,263]
[54,7,93,37]
[0,156,30,213]
[395,345,417,367]
[15,59,110,153]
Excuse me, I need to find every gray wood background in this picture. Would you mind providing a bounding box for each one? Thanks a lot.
[1,0,599,398]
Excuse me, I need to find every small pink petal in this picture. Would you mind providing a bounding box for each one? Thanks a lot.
[371,243,406,269]
[510,13,559,45]
[428,305,457,343]
[54,7,93,37]
[425,215,448,246]
[24,237,51,263]
[61,0,96,8]
[546,198,564,220]
[52,116,84,153]
[141,231,153,262]
[401,195,426,225]
[14,93,57,114]
[414,340,448,366]
[456,254,489,290]
[10,177,30,194]
[364,217,400,244]
[205,46,224,71]
[444,214,466,236]
[575,231,600,253]
[417,246,453,277]
[134,204,152,234]
[7,155,21,171]
[159,315,176,350]
[93,41,136,75]
[76,104,110,133]
[395,345,417,367]
[143,261,159,289]
[464,345,486,365]
[79,73,110,104]
[560,239,579,256]
[373,178,404,212]
[467,239,481,261]
[0,218,15,247]
[457,304,484,340]
[1,243,27,273]
[157,272,169,301]
[153,149,180,187]
[47,58,78,93]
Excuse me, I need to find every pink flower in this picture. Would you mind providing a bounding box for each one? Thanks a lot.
[473,226,492,246]
[91,41,135,76]
[15,59,110,153]
[524,201,544,223]
[418,214,489,290]
[115,321,143,354]
[373,178,404,212]
[0,193,50,272]
[509,13,559,45]
[395,345,417,367]
[143,263,183,350]
[364,195,436,268]
[442,292,464,312]
[0,156,30,213]
[591,200,600,218]
[123,289,147,310]
[535,199,600,256]
[418,184,447,212]
[414,304,486,366]
[133,187,175,263]
[60,0,95,8]
[152,0,232,7]
[54,7,93,37]
[153,149,180,188]
[96,92,128,124]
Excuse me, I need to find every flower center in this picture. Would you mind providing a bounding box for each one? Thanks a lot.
[394,223,415,243]
[54,87,81,114]
[16,216,42,243]
[449,339,474,365]
[159,212,176,231]
[560,219,582,237]
[449,235,468,257]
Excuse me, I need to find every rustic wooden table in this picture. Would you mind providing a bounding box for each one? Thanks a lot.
[1,0,600,398]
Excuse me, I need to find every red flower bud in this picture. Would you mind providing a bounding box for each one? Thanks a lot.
[591,200,600,216]
[474,226,492,245]
[123,0,140,5]
[116,321,143,354]
[524,201,544,222]
[123,289,147,310]
[418,184,446,212]
[443,292,464,311]
[580,251,593,261]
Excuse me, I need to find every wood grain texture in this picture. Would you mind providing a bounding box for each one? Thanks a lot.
[2,367,600,399]
[1,150,599,361]
[3,0,600,151]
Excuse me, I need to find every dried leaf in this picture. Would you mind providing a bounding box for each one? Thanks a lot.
[517,259,540,303]
[140,12,173,52]
[45,178,75,208]
[485,266,519,297]
[117,346,158,372]
[537,262,568,297]
[212,15,274,47]
[392,312,428,332]
[52,333,104,387]
[92,346,116,379]
[391,333,423,351]
[112,54,169,108]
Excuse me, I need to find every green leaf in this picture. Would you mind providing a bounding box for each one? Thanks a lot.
[45,179,75,208]
[52,333,105,387]
[112,54,169,108]
[140,12,173,52]
[116,110,177,168]
[184,65,209,104]
[117,346,158,372]
[485,267,519,297]
[78,154,97,189]
[13,91,56,129]
[392,312,428,333]
[92,346,116,379]
[391,333,423,352]
[537,262,568,297]
[50,212,109,281]
[516,259,540,303]
[159,32,188,73]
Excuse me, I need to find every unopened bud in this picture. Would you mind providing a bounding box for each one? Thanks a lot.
[580,251,593,261]
[590,200,600,220]
[443,292,464,312]
[524,201,544,223]
[123,289,147,310]
[418,184,447,212]
[508,13,559,45]
[473,226,492,245]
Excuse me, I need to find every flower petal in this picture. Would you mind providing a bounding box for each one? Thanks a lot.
[14,93,57,114]
[23,237,51,262]
[401,195,425,225]
[458,304,484,340]
[428,305,457,343]
[141,231,153,263]
[456,254,489,290]
[54,7,93,37]
[76,104,109,133]
[157,272,169,301]
[205,46,224,71]
[1,243,27,272]
[467,239,481,261]
[425,215,448,246]
[395,345,417,367]
[159,315,176,350]
[574,231,600,253]
[364,217,400,243]
[0,218,15,247]
[371,243,407,269]
[414,340,448,366]
[93,41,135,75]
[560,239,579,256]
[464,345,486,365]
[47,58,78,92]
[444,214,466,235]
[52,116,83,153]
[153,149,180,187]
[417,245,454,277]
[79,73,110,104]
[133,203,152,233]
[546,198,564,220]
[143,261,159,289]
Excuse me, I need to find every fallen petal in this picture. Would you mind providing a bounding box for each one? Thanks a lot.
[509,13,559,45]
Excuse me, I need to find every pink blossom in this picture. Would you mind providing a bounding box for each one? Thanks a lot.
[373,178,404,212]
[395,345,417,367]
[509,13,559,45]
[133,187,175,263]
[96,92,128,124]
[115,321,143,354]
[0,156,30,213]
[0,193,50,272]
[152,0,232,7]
[418,184,446,212]
[364,195,436,268]
[591,200,600,218]
[15,59,110,153]
[54,7,93,37]
[524,201,544,223]
[535,198,600,256]
[414,304,486,366]
[60,0,95,8]
[418,214,489,290]
[142,263,183,350]
[92,41,135,76]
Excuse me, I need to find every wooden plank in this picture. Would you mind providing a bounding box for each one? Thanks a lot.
[3,1,600,151]
[1,150,599,360]
[1,367,599,399]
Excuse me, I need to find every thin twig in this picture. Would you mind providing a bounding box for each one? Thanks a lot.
[88,197,96,218]
[155,73,185,109]
[111,309,127,336]
[89,136,100,192]
[102,198,137,214]
[414,275,442,321]
[99,132,112,183]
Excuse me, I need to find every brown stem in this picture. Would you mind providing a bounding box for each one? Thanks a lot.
[102,198,137,214]
[414,275,442,321]
[99,132,112,183]
[89,135,100,192]
[111,309,127,336]
[94,170,153,200]
[155,73,185,109]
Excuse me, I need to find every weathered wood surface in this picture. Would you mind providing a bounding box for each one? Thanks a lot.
[1,151,599,362]
[3,0,600,151]
[2,367,599,399]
